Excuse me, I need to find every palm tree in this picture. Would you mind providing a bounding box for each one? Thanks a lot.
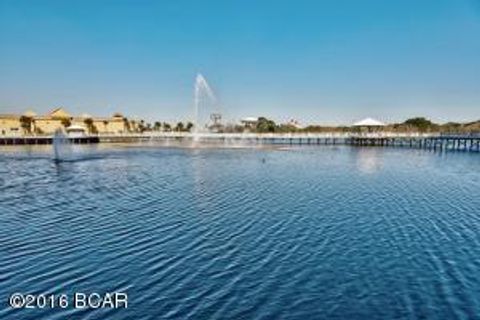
[256,117,276,133]
[163,122,171,132]
[61,118,71,128]
[153,121,162,131]
[175,122,185,132]
[123,117,131,132]
[19,115,33,134]
[84,118,97,134]
[138,120,146,132]
[130,120,137,132]
[186,122,194,132]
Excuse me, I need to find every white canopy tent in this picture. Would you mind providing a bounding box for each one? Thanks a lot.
[241,117,259,123]
[353,118,385,127]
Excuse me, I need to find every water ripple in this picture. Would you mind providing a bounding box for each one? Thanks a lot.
[0,146,479,319]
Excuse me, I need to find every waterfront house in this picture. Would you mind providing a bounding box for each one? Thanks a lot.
[0,114,22,136]
[33,108,69,134]
[71,112,126,134]
[0,108,129,136]
[92,113,126,134]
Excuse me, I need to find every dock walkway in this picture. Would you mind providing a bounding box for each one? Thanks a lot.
[1,133,479,152]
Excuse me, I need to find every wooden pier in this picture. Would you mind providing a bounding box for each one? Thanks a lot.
[347,135,480,152]
[0,136,99,145]
[0,133,479,153]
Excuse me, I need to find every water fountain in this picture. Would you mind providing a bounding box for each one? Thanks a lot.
[193,73,217,142]
[52,129,71,161]
[167,74,257,149]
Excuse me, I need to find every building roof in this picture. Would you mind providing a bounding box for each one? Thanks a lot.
[80,113,92,119]
[49,107,71,119]
[241,117,259,123]
[35,116,63,121]
[23,110,37,117]
[353,118,385,127]
[92,117,122,122]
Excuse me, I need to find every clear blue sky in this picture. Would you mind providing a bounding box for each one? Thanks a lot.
[1,0,479,125]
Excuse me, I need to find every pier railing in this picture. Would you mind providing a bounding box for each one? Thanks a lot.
[1,132,479,152]
[0,131,441,139]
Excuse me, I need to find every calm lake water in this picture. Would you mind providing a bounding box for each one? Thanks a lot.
[0,144,479,319]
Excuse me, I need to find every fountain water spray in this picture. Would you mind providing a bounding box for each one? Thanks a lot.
[193,74,216,140]
[52,129,70,161]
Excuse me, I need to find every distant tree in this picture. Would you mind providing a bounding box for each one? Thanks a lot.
[123,117,131,132]
[138,120,146,132]
[462,120,480,134]
[186,122,194,132]
[256,117,276,133]
[234,125,245,133]
[61,118,71,128]
[403,117,435,132]
[163,122,171,132]
[175,122,185,132]
[301,125,344,133]
[440,122,462,134]
[84,118,98,134]
[277,124,298,133]
[129,120,137,132]
[153,121,162,131]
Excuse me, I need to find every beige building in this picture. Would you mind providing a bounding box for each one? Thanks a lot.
[92,113,126,134]
[34,117,64,134]
[33,108,67,134]
[0,108,129,136]
[0,114,22,136]
[71,112,126,134]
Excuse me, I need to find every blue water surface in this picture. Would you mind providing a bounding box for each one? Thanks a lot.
[0,144,479,319]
